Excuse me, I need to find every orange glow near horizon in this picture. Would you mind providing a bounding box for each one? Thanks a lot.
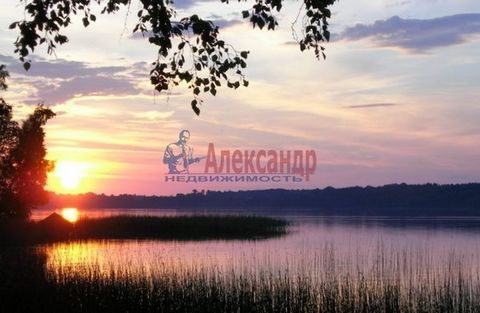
[61,208,79,223]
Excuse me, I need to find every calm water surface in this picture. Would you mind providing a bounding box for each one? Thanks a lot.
[33,208,480,282]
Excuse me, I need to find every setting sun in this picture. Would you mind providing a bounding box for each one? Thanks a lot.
[54,161,86,190]
[61,208,79,223]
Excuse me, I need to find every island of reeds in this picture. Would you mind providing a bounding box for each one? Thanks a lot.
[0,215,289,244]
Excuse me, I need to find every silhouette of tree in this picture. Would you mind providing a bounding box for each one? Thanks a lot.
[8,0,336,114]
[0,65,8,91]
[0,69,55,219]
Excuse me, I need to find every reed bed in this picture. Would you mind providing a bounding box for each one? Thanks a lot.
[3,243,480,313]
[74,215,289,240]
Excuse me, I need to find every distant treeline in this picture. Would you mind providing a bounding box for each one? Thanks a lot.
[44,183,480,215]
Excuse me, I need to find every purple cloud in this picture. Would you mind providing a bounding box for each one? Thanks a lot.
[170,0,215,10]
[0,54,128,79]
[340,14,480,52]
[0,55,142,105]
[33,76,139,105]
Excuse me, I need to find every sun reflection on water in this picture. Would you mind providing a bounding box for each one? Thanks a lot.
[61,208,79,223]
[39,240,271,281]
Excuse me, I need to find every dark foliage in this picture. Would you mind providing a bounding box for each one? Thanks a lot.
[9,0,336,114]
[0,64,8,91]
[0,69,55,219]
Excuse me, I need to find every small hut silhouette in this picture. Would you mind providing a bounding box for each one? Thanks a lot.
[37,212,74,240]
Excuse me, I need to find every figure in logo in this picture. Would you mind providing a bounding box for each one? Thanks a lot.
[163,130,204,174]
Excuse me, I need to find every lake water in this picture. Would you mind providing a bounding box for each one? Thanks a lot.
[33,208,480,284]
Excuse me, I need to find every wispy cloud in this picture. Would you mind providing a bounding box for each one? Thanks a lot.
[345,103,398,109]
[339,14,480,52]
[385,1,412,8]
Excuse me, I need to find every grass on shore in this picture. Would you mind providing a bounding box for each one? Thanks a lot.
[0,215,289,244]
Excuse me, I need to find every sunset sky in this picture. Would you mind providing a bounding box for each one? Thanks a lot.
[1,0,479,195]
